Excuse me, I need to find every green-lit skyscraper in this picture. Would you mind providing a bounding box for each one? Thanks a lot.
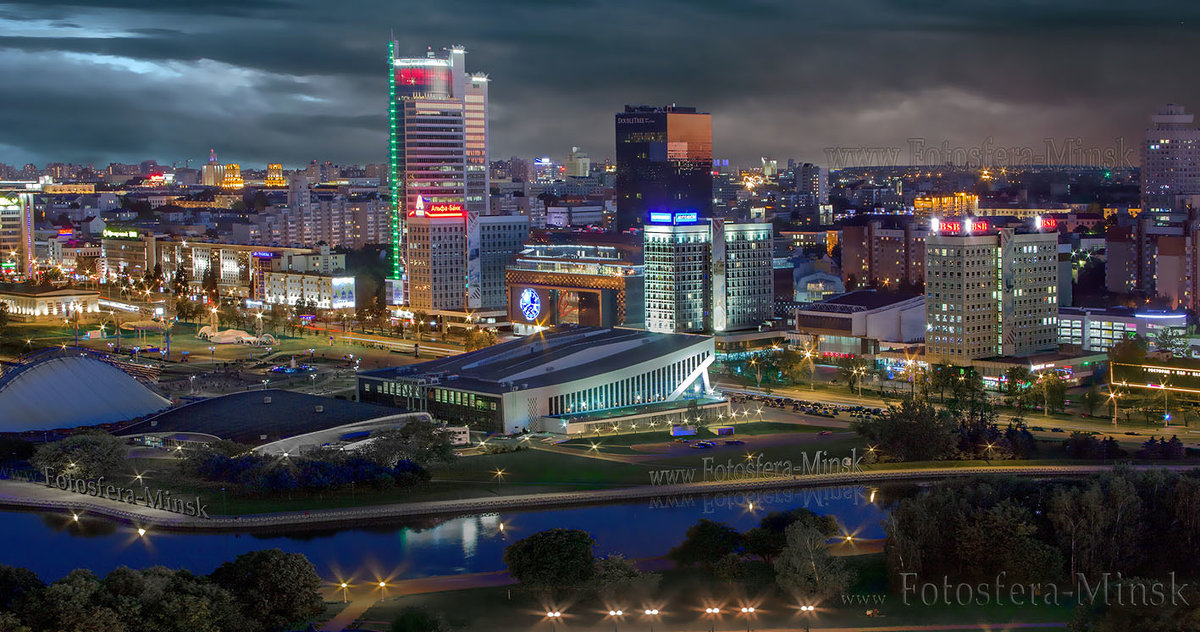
[387,43,490,308]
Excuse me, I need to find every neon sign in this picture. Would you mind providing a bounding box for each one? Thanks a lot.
[251,251,274,258]
[102,229,139,239]
[519,288,541,320]
[649,211,700,225]
[935,219,988,234]
[426,203,464,217]
[408,197,465,218]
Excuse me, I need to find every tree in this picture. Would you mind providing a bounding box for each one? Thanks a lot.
[0,565,43,614]
[1153,327,1189,358]
[362,419,456,468]
[171,266,190,296]
[1080,384,1103,417]
[1004,366,1034,413]
[390,606,450,632]
[744,509,838,564]
[773,523,854,601]
[503,529,596,596]
[209,549,323,632]
[200,266,219,302]
[1038,371,1068,414]
[667,519,743,571]
[588,555,660,603]
[851,397,958,462]
[834,356,871,394]
[31,432,127,479]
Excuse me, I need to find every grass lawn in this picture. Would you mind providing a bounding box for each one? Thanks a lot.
[361,556,1074,632]
[559,421,842,450]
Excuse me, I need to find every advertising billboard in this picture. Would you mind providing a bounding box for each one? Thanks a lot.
[331,277,356,309]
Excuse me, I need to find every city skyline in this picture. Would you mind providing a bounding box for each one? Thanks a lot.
[0,1,1198,167]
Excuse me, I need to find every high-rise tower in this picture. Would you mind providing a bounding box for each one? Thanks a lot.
[615,105,712,233]
[387,42,490,307]
[1142,104,1200,212]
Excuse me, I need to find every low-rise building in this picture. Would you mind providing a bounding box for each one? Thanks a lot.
[788,290,925,358]
[358,326,723,435]
[1057,306,1186,352]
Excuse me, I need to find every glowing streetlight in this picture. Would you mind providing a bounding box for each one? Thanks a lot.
[799,604,816,631]
[136,527,146,537]
[740,606,756,632]
[339,582,349,603]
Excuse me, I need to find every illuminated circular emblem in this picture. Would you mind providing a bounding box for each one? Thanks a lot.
[519,288,541,320]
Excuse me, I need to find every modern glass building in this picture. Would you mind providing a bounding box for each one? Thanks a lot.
[614,105,712,232]
[387,43,489,307]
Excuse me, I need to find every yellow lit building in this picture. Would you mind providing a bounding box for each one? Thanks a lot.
[265,163,286,187]
[913,192,978,216]
[221,164,244,190]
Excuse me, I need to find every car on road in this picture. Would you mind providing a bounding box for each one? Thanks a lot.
[1030,426,1045,431]
[1050,427,1065,433]
[723,439,745,445]
[818,430,834,436]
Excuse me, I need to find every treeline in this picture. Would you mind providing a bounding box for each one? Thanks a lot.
[852,397,1037,461]
[187,449,429,494]
[886,470,1200,629]
[0,549,324,632]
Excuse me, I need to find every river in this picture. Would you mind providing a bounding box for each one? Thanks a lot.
[0,485,889,581]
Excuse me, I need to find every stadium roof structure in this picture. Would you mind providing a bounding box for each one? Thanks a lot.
[116,389,406,445]
[0,348,169,431]
[360,326,710,396]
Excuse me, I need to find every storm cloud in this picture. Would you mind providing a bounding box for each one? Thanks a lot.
[0,0,1196,168]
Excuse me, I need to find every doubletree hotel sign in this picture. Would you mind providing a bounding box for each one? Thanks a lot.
[42,468,210,518]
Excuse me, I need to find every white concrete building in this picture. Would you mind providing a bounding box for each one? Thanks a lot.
[358,326,724,435]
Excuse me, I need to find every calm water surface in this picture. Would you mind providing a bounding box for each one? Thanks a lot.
[0,486,888,580]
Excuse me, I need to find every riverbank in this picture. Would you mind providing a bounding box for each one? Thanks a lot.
[0,463,1151,533]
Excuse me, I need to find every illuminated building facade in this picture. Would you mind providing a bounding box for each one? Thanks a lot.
[644,213,773,334]
[388,43,489,305]
[841,217,928,289]
[925,217,1058,364]
[506,239,643,334]
[221,164,244,190]
[201,149,224,187]
[359,326,722,435]
[1142,104,1200,212]
[914,193,978,216]
[265,163,286,187]
[615,105,712,232]
[0,189,34,277]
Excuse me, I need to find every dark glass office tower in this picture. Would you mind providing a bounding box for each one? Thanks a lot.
[615,105,713,232]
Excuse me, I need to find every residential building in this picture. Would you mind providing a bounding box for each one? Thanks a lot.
[1142,104,1200,212]
[925,217,1059,364]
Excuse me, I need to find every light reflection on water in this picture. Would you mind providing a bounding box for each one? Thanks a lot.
[0,485,891,580]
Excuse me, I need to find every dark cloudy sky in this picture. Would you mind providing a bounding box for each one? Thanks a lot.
[1,0,1197,170]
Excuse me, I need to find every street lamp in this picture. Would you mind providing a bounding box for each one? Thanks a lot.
[642,608,661,632]
[606,609,624,632]
[339,582,349,603]
[1109,390,1121,428]
[704,607,722,632]
[740,606,756,632]
[799,604,815,631]
[545,610,562,631]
